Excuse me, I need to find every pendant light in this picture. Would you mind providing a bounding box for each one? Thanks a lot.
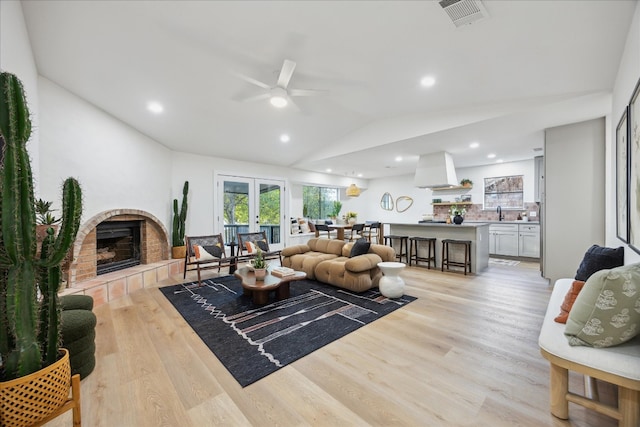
[346,171,361,197]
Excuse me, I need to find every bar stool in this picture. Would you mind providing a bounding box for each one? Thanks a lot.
[441,239,472,275]
[384,235,409,263]
[409,236,436,268]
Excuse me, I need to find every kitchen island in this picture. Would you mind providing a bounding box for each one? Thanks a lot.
[388,222,490,273]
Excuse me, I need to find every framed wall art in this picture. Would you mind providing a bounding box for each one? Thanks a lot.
[629,76,640,254]
[616,106,629,243]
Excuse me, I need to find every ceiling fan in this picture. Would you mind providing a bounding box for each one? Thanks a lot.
[236,59,326,110]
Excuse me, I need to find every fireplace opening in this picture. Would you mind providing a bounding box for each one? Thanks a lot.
[96,220,141,275]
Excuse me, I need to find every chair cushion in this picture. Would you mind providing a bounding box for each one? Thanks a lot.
[565,263,640,347]
[575,244,624,281]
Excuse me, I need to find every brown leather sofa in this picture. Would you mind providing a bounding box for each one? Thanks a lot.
[281,238,396,292]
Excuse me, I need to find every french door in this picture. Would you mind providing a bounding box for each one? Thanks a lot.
[215,175,285,251]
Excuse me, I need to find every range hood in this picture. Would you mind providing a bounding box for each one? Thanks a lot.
[414,151,459,188]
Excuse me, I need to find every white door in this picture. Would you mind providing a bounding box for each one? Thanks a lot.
[216,175,285,252]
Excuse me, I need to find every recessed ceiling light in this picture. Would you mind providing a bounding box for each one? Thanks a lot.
[326,168,332,173]
[270,96,287,108]
[357,173,363,178]
[470,142,479,148]
[395,156,403,162]
[147,101,163,114]
[280,134,290,143]
[420,76,436,87]
[496,159,504,163]
[487,153,496,159]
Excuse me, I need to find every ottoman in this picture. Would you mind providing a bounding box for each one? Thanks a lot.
[60,295,97,379]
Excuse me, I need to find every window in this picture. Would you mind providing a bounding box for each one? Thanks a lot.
[303,186,339,219]
[484,175,524,209]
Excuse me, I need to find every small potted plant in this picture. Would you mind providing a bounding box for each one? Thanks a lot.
[460,178,473,188]
[252,248,267,280]
[35,198,62,242]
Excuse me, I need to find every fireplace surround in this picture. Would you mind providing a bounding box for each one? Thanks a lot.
[68,209,170,286]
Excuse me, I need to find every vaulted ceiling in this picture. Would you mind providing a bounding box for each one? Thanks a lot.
[20,0,636,179]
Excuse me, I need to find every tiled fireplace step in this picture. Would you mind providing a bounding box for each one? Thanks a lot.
[60,259,184,307]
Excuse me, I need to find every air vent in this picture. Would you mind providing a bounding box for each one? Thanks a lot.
[438,0,489,27]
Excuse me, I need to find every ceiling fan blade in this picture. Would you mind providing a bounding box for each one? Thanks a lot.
[286,97,301,112]
[289,88,328,97]
[235,72,271,90]
[238,93,271,103]
[277,59,296,89]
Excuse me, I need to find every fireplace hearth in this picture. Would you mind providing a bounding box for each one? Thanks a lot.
[96,220,141,275]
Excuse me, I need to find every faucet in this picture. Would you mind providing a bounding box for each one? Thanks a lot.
[497,206,504,221]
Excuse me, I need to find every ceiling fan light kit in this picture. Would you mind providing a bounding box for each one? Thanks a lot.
[237,59,326,109]
[270,96,287,108]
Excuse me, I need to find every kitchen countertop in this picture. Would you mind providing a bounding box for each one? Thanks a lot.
[464,220,540,224]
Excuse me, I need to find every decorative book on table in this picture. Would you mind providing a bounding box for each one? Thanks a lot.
[272,267,295,277]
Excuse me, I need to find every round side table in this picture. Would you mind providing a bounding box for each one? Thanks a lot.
[377,261,406,298]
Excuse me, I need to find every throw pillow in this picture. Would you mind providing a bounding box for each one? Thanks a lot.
[194,245,218,261]
[245,241,257,253]
[203,244,223,258]
[298,218,310,233]
[256,240,269,251]
[350,238,371,258]
[575,244,624,281]
[565,263,640,348]
[290,218,300,234]
[554,280,586,324]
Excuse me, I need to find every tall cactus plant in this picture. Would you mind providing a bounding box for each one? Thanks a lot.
[172,181,189,247]
[0,71,83,380]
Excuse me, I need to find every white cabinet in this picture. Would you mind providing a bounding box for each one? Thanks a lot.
[489,223,540,258]
[489,224,519,256]
[518,224,540,258]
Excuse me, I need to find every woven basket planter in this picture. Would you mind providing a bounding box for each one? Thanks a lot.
[0,349,72,427]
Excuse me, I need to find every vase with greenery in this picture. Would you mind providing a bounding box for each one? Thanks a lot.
[171,181,189,259]
[460,178,473,187]
[0,72,83,425]
[330,200,342,221]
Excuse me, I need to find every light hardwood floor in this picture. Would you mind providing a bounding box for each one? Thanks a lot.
[45,261,619,427]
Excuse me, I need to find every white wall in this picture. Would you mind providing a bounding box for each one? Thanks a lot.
[0,0,40,188]
[608,1,640,264]
[544,118,606,283]
[38,78,173,228]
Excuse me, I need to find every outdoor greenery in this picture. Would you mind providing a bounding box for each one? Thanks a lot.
[303,185,339,219]
[223,184,281,225]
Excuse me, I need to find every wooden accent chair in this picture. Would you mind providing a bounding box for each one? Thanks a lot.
[347,223,365,241]
[363,221,381,243]
[237,231,282,264]
[184,234,232,285]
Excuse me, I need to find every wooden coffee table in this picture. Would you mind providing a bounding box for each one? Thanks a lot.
[233,266,306,305]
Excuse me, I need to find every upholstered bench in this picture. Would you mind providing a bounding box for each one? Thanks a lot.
[538,278,640,427]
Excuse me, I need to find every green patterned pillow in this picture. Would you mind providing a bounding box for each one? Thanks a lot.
[565,263,640,348]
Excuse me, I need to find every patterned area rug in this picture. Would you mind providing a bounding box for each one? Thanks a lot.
[489,258,521,267]
[160,276,415,387]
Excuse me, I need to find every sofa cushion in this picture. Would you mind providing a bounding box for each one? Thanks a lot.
[308,237,345,255]
[350,238,370,258]
[554,280,586,324]
[565,263,640,348]
[575,244,624,281]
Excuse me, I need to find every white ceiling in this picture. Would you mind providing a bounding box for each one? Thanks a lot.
[20,0,636,180]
